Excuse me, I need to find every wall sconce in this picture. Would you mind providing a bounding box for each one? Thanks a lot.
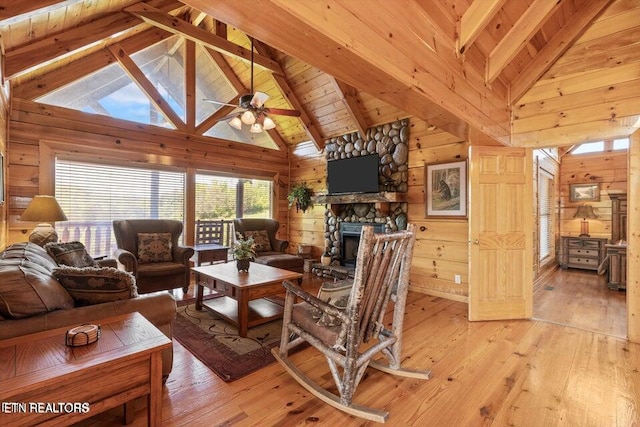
[20,195,68,246]
[574,204,597,237]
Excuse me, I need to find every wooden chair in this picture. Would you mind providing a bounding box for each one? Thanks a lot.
[272,224,431,423]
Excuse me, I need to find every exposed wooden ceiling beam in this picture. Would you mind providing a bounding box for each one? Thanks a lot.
[185,39,196,132]
[12,27,174,100]
[3,0,184,80]
[107,43,186,131]
[510,0,613,103]
[329,78,368,138]
[0,0,84,26]
[486,0,564,84]
[195,96,240,135]
[205,49,246,94]
[253,40,323,150]
[456,0,506,55]
[180,0,510,143]
[125,2,283,76]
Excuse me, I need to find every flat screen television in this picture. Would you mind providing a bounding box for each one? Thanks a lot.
[327,154,379,195]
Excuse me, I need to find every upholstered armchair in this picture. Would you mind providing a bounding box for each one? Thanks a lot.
[113,219,194,294]
[233,218,304,274]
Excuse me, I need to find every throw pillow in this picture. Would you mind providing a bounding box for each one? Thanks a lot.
[137,233,172,263]
[44,241,97,268]
[244,230,272,252]
[52,266,138,307]
[314,279,353,327]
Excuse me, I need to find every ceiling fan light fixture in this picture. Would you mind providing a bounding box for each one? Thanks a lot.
[229,115,243,130]
[263,116,276,130]
[241,110,256,125]
[250,123,263,133]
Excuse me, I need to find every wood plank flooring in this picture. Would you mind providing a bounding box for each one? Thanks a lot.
[534,267,627,338]
[76,272,639,426]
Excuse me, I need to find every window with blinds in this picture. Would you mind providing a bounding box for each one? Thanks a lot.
[195,174,272,220]
[538,169,554,261]
[55,159,185,255]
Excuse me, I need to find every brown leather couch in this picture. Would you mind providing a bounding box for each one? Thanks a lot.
[113,219,194,294]
[0,242,176,379]
[233,218,304,274]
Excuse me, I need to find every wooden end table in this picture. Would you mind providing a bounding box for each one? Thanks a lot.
[0,312,171,426]
[192,262,303,337]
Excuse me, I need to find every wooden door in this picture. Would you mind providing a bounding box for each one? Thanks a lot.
[469,146,533,321]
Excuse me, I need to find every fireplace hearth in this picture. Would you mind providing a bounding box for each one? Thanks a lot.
[340,222,385,267]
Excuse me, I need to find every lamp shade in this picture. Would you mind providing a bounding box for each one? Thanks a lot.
[20,195,67,246]
[21,195,68,222]
[574,204,597,219]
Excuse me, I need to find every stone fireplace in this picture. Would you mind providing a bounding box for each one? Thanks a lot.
[340,222,385,266]
[320,119,410,264]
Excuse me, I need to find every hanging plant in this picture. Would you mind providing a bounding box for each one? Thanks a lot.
[287,182,313,213]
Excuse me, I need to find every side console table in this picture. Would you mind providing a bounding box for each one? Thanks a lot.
[559,236,607,271]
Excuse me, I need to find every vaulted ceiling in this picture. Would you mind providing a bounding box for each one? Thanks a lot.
[2,0,639,150]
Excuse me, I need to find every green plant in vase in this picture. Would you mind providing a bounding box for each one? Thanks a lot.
[287,182,313,213]
[232,233,257,272]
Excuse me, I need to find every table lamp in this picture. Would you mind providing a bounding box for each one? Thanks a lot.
[574,204,597,237]
[20,195,68,246]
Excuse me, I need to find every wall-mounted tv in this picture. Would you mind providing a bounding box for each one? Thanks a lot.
[327,154,379,195]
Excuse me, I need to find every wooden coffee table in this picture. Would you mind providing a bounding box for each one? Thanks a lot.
[192,262,303,337]
[0,312,171,426]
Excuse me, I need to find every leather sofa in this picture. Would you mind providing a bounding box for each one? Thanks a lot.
[113,219,194,294]
[0,242,176,379]
[233,218,304,274]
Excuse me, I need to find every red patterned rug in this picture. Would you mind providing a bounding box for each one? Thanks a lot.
[173,296,283,382]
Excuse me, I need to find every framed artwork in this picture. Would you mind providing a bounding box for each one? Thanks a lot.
[569,183,600,202]
[425,160,467,218]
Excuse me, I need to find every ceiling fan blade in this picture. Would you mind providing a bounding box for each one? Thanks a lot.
[202,99,238,107]
[251,92,269,108]
[265,107,302,117]
[216,111,243,122]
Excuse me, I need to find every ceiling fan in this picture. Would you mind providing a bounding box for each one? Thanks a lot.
[203,37,301,133]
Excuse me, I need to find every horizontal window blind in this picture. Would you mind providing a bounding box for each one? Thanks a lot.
[538,169,554,261]
[55,159,185,255]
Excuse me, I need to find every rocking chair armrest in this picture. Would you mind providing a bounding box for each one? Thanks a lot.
[282,280,348,320]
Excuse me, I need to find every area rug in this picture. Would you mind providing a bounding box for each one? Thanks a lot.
[173,296,283,382]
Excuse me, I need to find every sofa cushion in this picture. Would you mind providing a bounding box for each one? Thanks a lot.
[44,241,97,268]
[137,232,173,263]
[244,230,272,252]
[0,258,74,319]
[52,266,138,307]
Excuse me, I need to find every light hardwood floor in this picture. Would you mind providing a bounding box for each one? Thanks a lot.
[534,267,627,338]
[77,273,639,426]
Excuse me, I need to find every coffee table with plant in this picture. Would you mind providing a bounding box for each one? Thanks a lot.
[232,233,257,272]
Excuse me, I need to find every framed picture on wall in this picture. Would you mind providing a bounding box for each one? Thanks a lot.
[569,183,600,202]
[425,160,467,218]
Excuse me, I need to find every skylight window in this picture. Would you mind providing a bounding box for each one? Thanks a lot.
[613,138,629,150]
[572,141,604,154]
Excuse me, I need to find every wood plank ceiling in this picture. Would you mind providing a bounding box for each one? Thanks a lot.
[2,0,639,149]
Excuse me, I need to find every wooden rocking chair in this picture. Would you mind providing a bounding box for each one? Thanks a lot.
[272,224,431,423]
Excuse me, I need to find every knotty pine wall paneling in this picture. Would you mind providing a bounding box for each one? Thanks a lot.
[7,99,291,246]
[559,148,628,239]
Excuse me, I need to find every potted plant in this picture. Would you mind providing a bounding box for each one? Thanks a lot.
[287,182,313,213]
[232,233,257,272]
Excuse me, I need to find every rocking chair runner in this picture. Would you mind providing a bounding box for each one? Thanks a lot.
[272,224,431,423]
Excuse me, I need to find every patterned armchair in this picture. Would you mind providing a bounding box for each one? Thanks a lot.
[113,219,194,294]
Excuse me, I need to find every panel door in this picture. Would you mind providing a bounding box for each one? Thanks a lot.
[469,146,533,321]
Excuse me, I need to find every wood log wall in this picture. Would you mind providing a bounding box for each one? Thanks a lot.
[289,119,470,301]
[559,148,628,239]
[7,99,291,246]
